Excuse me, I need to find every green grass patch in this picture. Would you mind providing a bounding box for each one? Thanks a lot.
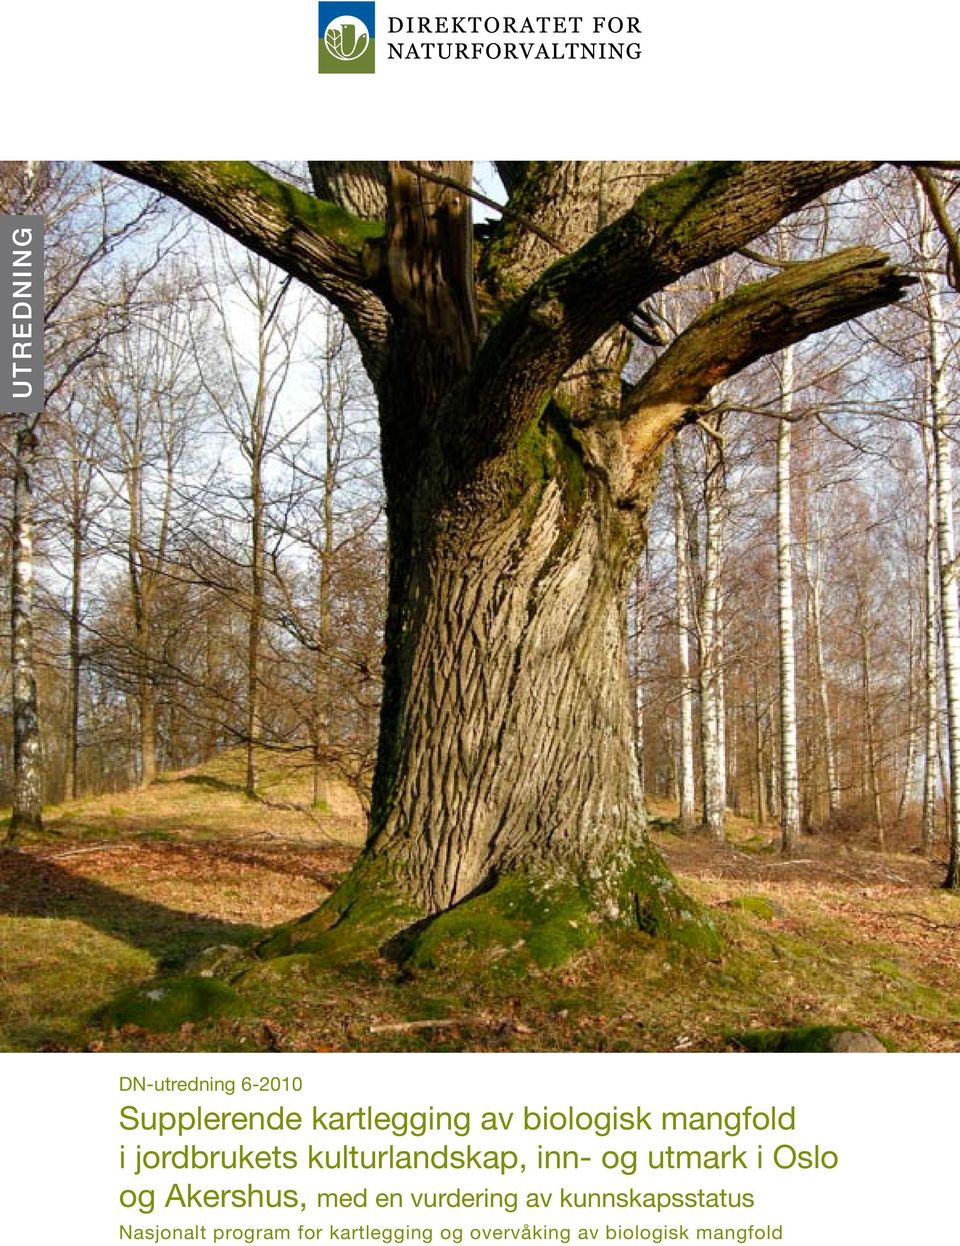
[728,895,780,920]
[96,976,249,1032]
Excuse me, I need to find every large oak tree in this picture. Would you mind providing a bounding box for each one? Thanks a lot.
[104,160,910,956]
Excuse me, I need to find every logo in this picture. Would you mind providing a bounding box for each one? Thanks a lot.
[319,2,375,73]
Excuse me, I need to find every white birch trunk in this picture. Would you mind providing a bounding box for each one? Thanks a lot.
[917,186,960,886]
[777,345,802,853]
[8,416,43,839]
[921,419,940,854]
[672,441,696,829]
[897,607,919,823]
[858,584,885,849]
[700,420,726,839]
[801,504,840,818]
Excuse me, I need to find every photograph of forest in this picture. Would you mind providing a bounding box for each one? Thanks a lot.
[1,160,959,1053]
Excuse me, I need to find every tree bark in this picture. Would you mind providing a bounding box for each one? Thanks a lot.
[8,417,44,840]
[367,407,647,912]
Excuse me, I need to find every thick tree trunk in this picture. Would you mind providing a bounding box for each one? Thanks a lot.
[8,418,43,840]
[357,162,680,926]
[368,443,645,915]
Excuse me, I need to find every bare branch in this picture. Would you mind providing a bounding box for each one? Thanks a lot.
[913,165,960,291]
[466,161,880,458]
[617,246,913,486]
[100,161,392,370]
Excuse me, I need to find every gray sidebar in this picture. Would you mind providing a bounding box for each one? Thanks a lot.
[1,215,44,413]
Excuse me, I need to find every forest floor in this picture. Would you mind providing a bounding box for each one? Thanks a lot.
[2,752,959,1053]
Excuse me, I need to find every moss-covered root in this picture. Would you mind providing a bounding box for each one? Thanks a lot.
[255,856,422,968]
[403,849,721,973]
[615,843,721,955]
[96,976,248,1033]
[403,872,597,972]
[245,846,718,981]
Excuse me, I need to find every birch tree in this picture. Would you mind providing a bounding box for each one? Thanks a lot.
[7,416,43,836]
[776,344,802,852]
[799,482,841,821]
[914,177,960,886]
[671,439,696,829]
[2,161,158,839]
[699,412,728,839]
[921,418,941,853]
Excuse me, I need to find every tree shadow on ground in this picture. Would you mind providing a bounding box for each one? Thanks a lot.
[0,849,262,967]
[169,773,247,796]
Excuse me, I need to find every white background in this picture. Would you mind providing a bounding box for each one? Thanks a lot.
[2,3,958,1243]
[2,0,958,155]
[3,1054,952,1243]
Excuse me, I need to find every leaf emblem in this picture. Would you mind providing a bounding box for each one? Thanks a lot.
[325,20,370,60]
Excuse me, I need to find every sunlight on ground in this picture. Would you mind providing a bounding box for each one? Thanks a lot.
[2,752,959,1053]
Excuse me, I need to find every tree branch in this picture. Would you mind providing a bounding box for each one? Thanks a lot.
[400,161,567,253]
[100,161,392,369]
[616,246,913,492]
[385,161,478,371]
[913,166,960,292]
[467,161,880,455]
